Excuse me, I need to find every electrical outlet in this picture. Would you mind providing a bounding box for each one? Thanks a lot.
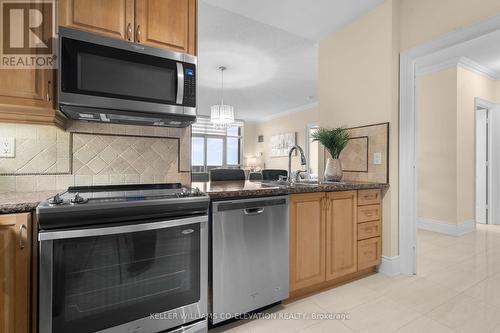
[373,152,382,165]
[0,137,15,158]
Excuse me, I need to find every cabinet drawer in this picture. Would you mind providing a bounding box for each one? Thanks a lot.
[358,189,381,206]
[357,221,381,240]
[357,204,381,223]
[358,237,381,270]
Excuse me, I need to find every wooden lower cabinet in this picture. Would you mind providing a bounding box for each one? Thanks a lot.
[325,191,357,280]
[0,213,31,333]
[358,237,382,270]
[289,193,326,291]
[289,190,382,299]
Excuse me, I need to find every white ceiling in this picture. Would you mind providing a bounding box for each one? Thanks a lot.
[460,31,500,76]
[198,1,318,121]
[198,0,386,121]
[202,0,385,41]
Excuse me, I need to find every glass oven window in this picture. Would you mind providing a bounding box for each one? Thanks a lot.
[61,38,179,105]
[51,223,200,333]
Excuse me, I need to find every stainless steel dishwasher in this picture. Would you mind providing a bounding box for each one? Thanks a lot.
[211,196,289,324]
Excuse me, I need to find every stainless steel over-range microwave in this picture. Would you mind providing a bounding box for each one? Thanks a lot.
[58,27,197,128]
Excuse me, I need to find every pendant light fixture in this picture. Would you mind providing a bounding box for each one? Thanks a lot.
[210,66,234,128]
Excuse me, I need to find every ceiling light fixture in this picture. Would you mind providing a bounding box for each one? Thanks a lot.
[210,66,234,128]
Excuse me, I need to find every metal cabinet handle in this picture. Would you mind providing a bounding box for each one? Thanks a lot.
[46,80,51,101]
[126,23,132,41]
[136,25,141,43]
[19,224,26,249]
[244,207,265,215]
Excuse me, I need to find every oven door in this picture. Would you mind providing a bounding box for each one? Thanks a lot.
[38,216,207,333]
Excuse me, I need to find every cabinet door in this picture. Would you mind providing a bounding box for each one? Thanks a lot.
[59,0,135,40]
[0,69,48,108]
[325,191,357,280]
[0,213,31,333]
[135,0,197,54]
[289,193,326,292]
[0,1,54,122]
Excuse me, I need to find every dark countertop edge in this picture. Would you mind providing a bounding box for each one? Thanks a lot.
[207,183,389,200]
[0,202,40,215]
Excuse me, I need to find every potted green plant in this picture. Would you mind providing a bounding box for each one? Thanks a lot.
[311,127,350,182]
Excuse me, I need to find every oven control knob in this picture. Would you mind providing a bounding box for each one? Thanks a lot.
[70,192,88,204]
[48,194,63,205]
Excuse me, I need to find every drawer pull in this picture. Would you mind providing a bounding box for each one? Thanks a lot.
[366,229,373,234]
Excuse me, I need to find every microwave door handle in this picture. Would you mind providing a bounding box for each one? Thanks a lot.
[176,62,184,105]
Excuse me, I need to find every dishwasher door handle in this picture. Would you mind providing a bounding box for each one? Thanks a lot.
[243,207,265,215]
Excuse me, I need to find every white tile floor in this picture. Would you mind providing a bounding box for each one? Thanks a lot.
[210,224,500,333]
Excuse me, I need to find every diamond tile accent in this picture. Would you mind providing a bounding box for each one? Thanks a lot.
[73,133,180,181]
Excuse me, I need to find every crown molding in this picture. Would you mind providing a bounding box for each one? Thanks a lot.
[257,102,319,123]
[417,56,500,81]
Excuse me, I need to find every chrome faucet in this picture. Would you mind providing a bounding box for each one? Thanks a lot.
[288,145,307,183]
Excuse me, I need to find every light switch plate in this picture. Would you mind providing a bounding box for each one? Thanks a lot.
[0,137,15,158]
[373,152,382,165]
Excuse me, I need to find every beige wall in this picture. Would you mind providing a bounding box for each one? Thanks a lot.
[319,0,400,256]
[417,68,458,223]
[244,107,319,171]
[400,0,500,50]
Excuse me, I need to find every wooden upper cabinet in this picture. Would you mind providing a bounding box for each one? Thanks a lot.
[0,69,48,108]
[325,191,357,280]
[59,0,135,40]
[0,2,60,126]
[289,193,326,292]
[135,0,197,54]
[60,0,197,54]
[0,213,31,333]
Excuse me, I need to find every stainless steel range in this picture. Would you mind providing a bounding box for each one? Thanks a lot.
[36,183,209,333]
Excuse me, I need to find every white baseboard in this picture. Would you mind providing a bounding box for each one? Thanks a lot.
[417,218,475,236]
[377,255,401,277]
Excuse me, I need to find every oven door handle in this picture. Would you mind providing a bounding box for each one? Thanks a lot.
[38,215,206,241]
[176,62,184,105]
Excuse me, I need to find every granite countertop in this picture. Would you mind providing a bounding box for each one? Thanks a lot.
[0,181,389,214]
[0,191,56,215]
[192,180,389,200]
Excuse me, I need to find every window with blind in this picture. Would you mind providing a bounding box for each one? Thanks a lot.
[191,117,244,173]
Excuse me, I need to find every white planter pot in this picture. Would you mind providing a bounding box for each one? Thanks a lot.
[324,158,343,182]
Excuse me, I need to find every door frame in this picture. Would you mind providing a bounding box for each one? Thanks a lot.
[474,98,495,225]
[399,14,500,276]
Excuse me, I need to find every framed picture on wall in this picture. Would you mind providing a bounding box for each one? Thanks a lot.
[270,132,296,157]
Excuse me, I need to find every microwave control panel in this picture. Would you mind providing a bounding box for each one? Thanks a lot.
[183,64,196,107]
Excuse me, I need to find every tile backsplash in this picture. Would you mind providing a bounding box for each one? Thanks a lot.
[0,121,191,192]
[0,124,70,174]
